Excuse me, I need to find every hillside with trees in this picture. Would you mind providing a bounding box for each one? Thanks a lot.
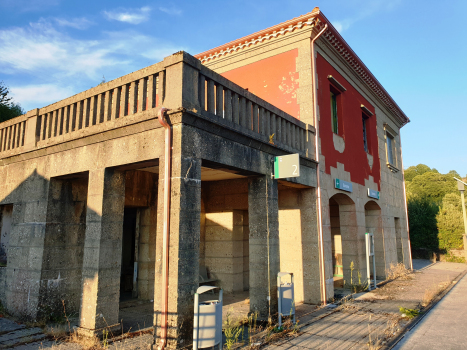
[0,81,25,123]
[405,164,466,260]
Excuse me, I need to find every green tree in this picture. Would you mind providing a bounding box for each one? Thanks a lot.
[407,197,439,251]
[437,193,464,251]
[407,171,457,203]
[0,81,24,122]
[404,164,438,182]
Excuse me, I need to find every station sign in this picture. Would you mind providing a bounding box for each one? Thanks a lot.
[367,188,380,200]
[334,178,352,192]
[274,154,300,179]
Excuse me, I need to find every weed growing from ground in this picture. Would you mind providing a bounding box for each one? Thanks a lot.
[399,307,419,319]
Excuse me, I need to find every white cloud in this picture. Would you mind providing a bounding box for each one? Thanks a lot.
[0,0,60,12]
[159,6,182,16]
[331,0,402,33]
[0,20,118,79]
[9,84,75,110]
[0,19,187,110]
[103,6,151,24]
[54,17,93,30]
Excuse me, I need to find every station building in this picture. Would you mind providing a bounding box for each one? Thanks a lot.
[0,8,410,348]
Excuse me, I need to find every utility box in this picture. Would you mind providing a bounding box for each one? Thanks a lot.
[193,286,223,350]
[277,272,295,327]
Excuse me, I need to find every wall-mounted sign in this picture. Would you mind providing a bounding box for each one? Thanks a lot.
[334,178,352,192]
[274,154,300,179]
[368,188,380,200]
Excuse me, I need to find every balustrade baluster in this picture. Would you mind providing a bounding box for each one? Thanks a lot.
[139,78,146,112]
[259,108,265,135]
[84,99,91,127]
[216,84,223,117]
[198,75,206,111]
[130,81,136,115]
[148,75,155,109]
[16,123,21,147]
[232,93,239,124]
[96,94,103,124]
[252,104,258,132]
[11,125,16,149]
[3,127,9,150]
[224,89,232,121]
[207,79,215,114]
[246,100,253,130]
[103,91,110,122]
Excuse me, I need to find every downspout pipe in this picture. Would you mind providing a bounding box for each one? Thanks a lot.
[399,133,413,270]
[157,107,171,350]
[311,23,328,305]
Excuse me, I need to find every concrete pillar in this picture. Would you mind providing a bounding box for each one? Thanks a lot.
[154,154,201,349]
[39,177,87,318]
[79,168,125,334]
[394,218,403,263]
[365,206,385,279]
[5,171,49,320]
[279,188,320,304]
[248,176,279,320]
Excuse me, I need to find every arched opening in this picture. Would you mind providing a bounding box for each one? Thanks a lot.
[329,193,361,295]
[364,201,385,280]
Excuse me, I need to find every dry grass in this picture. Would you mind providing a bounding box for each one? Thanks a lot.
[421,281,450,307]
[386,263,412,280]
[366,314,402,350]
[45,324,68,340]
[68,331,104,349]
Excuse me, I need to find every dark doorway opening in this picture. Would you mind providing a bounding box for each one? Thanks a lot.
[120,207,137,301]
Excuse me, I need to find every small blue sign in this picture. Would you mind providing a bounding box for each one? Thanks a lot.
[335,178,352,192]
[368,188,380,200]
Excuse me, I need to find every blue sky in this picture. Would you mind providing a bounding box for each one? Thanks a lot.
[0,0,466,175]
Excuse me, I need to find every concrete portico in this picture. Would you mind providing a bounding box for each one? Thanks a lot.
[0,51,318,348]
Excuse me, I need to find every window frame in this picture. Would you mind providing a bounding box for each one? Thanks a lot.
[384,123,399,173]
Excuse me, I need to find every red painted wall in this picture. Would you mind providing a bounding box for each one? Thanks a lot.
[316,53,380,189]
[221,49,300,119]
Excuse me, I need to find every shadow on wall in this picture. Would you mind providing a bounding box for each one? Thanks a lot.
[0,169,94,321]
[0,167,157,331]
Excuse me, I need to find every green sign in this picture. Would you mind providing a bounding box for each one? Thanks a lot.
[367,188,380,200]
[334,178,352,192]
[274,154,300,179]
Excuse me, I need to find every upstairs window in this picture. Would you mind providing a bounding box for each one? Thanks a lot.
[327,76,346,136]
[384,123,399,173]
[386,132,395,165]
[362,115,368,152]
[330,91,339,134]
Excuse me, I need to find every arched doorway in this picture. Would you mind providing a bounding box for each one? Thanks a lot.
[329,193,361,293]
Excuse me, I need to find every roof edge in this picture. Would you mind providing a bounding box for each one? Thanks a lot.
[194,8,409,126]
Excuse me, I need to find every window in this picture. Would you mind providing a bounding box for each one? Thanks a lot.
[362,114,368,152]
[327,75,346,136]
[386,133,394,164]
[384,123,399,172]
[330,91,338,134]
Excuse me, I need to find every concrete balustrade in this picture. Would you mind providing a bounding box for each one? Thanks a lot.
[0,52,316,163]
